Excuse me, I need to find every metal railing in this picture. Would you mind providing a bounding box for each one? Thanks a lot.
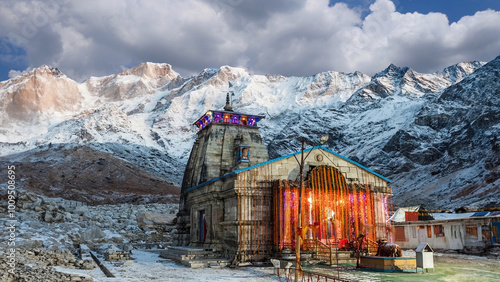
[365,238,379,255]
[278,267,353,282]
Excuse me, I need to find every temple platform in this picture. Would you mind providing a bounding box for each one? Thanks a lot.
[160,246,230,268]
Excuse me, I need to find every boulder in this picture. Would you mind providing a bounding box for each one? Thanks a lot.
[43,211,65,223]
[81,225,106,241]
[136,211,177,230]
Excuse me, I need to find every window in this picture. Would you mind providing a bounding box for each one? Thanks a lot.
[434,225,445,237]
[395,226,406,241]
[466,224,478,239]
[481,225,491,241]
[427,225,432,238]
[237,146,250,163]
[214,113,222,123]
[412,226,417,238]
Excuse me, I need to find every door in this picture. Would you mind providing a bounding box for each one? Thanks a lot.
[418,226,427,243]
[199,210,207,242]
[493,221,500,244]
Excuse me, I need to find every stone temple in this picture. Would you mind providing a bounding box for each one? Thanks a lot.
[174,93,393,264]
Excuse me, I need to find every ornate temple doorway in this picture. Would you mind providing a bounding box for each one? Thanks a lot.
[273,165,390,251]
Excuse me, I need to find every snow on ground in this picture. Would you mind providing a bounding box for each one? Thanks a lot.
[56,250,279,282]
[55,248,500,282]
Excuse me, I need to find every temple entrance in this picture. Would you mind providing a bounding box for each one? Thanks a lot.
[199,210,207,242]
[273,165,390,252]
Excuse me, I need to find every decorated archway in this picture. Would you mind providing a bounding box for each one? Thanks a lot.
[273,165,389,251]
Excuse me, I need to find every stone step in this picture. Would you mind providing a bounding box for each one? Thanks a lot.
[180,259,231,269]
[161,247,216,258]
[160,251,223,261]
[160,247,229,268]
[181,259,230,268]
[167,246,215,254]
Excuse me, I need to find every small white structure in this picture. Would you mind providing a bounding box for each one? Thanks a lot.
[393,208,500,251]
[416,242,434,271]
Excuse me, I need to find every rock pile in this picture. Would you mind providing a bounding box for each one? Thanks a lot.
[16,248,95,269]
[104,246,131,262]
[0,249,94,282]
[0,191,180,280]
[2,191,178,249]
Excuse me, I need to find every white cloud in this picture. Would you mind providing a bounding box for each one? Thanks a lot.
[1,0,499,80]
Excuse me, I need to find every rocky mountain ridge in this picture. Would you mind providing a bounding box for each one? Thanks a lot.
[0,57,498,209]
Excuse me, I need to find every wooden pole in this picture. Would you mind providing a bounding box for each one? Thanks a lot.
[295,140,305,281]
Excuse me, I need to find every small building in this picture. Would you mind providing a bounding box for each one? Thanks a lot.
[175,95,394,263]
[393,208,500,250]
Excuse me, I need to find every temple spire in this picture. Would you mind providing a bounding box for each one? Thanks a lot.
[223,92,233,112]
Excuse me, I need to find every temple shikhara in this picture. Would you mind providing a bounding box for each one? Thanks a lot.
[174,93,393,263]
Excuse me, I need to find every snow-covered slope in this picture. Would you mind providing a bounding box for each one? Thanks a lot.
[385,57,500,209]
[0,57,497,209]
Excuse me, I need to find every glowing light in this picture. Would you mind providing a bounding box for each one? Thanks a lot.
[195,111,263,130]
[274,165,389,253]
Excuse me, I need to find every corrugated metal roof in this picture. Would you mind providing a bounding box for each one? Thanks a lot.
[471,211,489,217]
[431,212,475,220]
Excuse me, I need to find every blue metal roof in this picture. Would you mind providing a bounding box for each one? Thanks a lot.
[185,146,392,193]
[471,211,489,217]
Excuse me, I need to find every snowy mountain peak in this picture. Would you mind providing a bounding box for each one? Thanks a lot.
[374,63,409,79]
[441,61,485,84]
[0,65,82,124]
[2,65,65,87]
[31,65,64,77]
[83,63,181,101]
[119,62,178,80]
[206,65,249,87]
[439,56,500,105]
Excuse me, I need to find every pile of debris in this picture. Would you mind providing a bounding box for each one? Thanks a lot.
[17,248,95,269]
[1,191,179,249]
[104,246,131,262]
[0,248,94,282]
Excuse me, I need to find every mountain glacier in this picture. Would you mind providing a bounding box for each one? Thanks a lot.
[0,57,498,210]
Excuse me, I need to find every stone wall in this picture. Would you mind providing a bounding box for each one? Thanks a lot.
[181,122,269,193]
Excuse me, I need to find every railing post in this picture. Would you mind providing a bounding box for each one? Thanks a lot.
[330,247,333,265]
[315,240,319,259]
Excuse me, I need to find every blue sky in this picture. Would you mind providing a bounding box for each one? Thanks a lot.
[1,0,500,81]
[331,0,500,23]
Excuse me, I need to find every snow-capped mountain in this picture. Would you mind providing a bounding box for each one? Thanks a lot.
[0,57,498,209]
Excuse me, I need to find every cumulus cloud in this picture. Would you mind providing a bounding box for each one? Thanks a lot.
[0,0,499,80]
